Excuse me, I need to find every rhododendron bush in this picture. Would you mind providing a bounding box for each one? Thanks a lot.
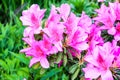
[20,1,120,80]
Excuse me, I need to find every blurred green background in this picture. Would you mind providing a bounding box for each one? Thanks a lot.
[0,0,114,80]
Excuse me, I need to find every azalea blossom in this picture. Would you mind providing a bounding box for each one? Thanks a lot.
[94,3,116,35]
[20,41,49,68]
[78,12,92,34]
[64,12,79,34]
[45,5,60,28]
[20,4,46,37]
[56,3,71,21]
[46,3,70,27]
[83,42,115,80]
[20,35,58,68]
[63,11,88,51]
[43,22,65,51]
[87,25,104,53]
[94,2,120,36]
[109,2,120,20]
[20,3,120,78]
[67,27,88,51]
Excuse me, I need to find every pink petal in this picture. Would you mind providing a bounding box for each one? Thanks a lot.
[20,16,32,26]
[54,41,63,51]
[108,27,116,35]
[20,48,31,53]
[40,56,49,68]
[22,37,34,46]
[23,27,33,37]
[73,42,88,51]
[78,12,92,33]
[114,34,120,41]
[60,4,70,21]
[29,57,40,67]
[84,55,99,67]
[43,28,51,37]
[101,70,114,80]
[105,54,114,67]
[34,26,42,34]
[83,64,100,79]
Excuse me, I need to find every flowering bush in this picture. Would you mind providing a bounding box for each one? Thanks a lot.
[20,1,120,80]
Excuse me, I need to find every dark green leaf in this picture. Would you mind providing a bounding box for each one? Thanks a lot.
[71,68,80,80]
[41,67,62,80]
[69,64,78,74]
[63,54,67,66]
[55,53,62,63]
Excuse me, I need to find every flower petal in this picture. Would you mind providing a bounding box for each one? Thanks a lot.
[83,64,100,79]
[40,56,49,68]
[108,27,116,35]
[101,70,114,80]
[29,57,40,67]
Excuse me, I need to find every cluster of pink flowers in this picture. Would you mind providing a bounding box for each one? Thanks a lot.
[20,2,120,80]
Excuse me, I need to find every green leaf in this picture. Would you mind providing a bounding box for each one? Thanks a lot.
[41,67,62,80]
[3,74,14,80]
[62,74,69,80]
[8,38,14,50]
[5,58,15,72]
[0,35,4,41]
[17,67,29,79]
[0,59,9,72]
[32,62,40,69]
[69,64,78,74]
[50,59,55,67]
[10,52,30,65]
[71,68,80,80]
[55,53,62,63]
[63,54,67,66]
[67,52,73,60]
[3,49,9,58]
[64,47,67,54]
[40,68,47,75]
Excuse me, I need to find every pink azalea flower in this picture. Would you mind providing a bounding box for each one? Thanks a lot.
[67,27,88,51]
[56,3,71,21]
[45,5,61,27]
[20,35,58,68]
[43,22,65,51]
[63,11,88,51]
[42,34,58,54]
[83,42,114,80]
[87,25,104,53]
[64,12,79,34]
[109,2,120,20]
[20,41,49,68]
[46,3,70,27]
[94,2,120,36]
[94,4,116,35]
[78,12,92,34]
[83,64,113,80]
[20,4,46,37]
